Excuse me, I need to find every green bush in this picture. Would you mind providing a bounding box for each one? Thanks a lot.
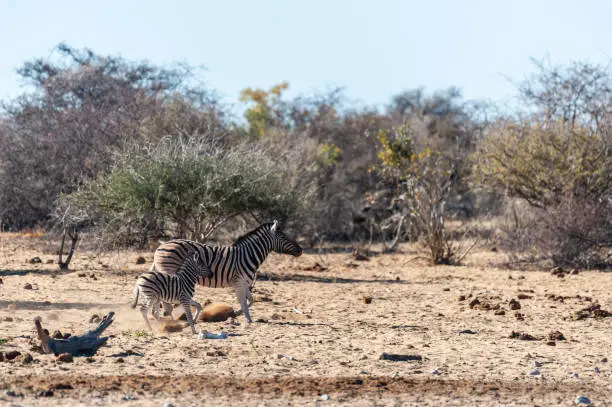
[58,135,318,247]
[472,120,611,208]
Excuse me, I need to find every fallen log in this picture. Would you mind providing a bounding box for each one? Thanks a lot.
[34,312,115,356]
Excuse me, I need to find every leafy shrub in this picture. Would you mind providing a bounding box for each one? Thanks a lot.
[58,134,319,248]
[473,120,611,209]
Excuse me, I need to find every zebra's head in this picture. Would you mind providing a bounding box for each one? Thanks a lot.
[267,220,302,257]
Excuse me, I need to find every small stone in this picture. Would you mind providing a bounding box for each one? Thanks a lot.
[319,394,331,401]
[21,353,33,364]
[0,277,3,284]
[468,298,480,309]
[162,402,175,407]
[534,361,543,367]
[575,395,591,405]
[85,357,95,363]
[395,276,400,281]
[546,341,557,346]
[431,369,441,375]
[529,369,541,376]
[362,296,372,304]
[28,256,42,264]
[136,256,147,265]
[57,353,73,363]
[23,283,33,290]
[458,295,466,301]
[517,294,532,300]
[509,299,521,310]
[4,389,18,397]
[442,288,450,291]
[5,350,21,360]
[46,259,54,264]
[601,357,608,363]
[77,273,86,277]
[4,316,13,322]
[548,330,566,341]
[115,357,125,363]
[594,367,601,373]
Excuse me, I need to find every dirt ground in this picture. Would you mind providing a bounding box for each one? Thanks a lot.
[0,233,610,406]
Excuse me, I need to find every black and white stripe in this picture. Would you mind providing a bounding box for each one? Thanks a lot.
[131,251,210,333]
[151,220,302,323]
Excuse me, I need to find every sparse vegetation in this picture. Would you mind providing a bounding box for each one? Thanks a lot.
[0,45,609,268]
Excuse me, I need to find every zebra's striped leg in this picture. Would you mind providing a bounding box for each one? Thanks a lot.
[150,299,162,322]
[180,297,197,334]
[139,301,153,332]
[162,303,173,317]
[246,290,254,307]
[191,300,203,323]
[233,281,253,323]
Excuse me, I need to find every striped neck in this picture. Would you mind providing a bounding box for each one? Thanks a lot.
[233,230,273,269]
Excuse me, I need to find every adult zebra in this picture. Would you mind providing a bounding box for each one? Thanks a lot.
[151,220,302,323]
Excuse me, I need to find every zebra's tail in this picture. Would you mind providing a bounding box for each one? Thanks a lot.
[130,285,140,309]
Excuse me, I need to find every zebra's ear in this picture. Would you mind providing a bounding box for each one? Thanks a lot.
[271,220,278,233]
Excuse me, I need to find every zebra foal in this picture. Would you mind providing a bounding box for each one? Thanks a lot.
[131,251,210,334]
[151,220,302,323]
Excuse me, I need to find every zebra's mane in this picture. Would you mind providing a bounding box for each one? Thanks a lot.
[233,222,274,247]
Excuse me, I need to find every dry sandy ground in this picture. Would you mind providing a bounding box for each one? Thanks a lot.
[0,233,610,406]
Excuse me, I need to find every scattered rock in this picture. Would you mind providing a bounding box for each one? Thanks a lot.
[115,357,125,363]
[575,395,591,405]
[28,256,42,264]
[509,331,537,341]
[53,383,73,390]
[517,294,532,300]
[548,330,566,341]
[573,304,612,320]
[4,389,20,397]
[57,353,73,363]
[23,283,33,290]
[4,316,13,322]
[458,295,466,301]
[458,329,478,334]
[302,262,328,272]
[46,259,54,264]
[494,309,506,316]
[90,274,98,280]
[77,273,86,278]
[515,312,525,321]
[468,298,480,309]
[89,314,101,324]
[136,256,147,265]
[442,288,450,292]
[379,353,422,362]
[162,402,175,407]
[601,357,608,363]
[546,341,556,346]
[551,266,564,275]
[21,353,33,364]
[362,296,373,304]
[206,350,227,357]
[509,299,521,310]
[0,351,4,362]
[352,248,370,261]
[0,278,3,284]
[529,369,541,376]
[85,357,95,363]
[319,394,331,401]
[5,350,21,360]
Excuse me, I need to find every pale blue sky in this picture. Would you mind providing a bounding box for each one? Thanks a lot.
[1,0,610,113]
